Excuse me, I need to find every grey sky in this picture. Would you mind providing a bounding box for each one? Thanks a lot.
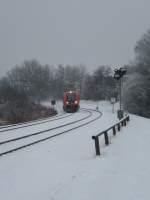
[0,0,150,76]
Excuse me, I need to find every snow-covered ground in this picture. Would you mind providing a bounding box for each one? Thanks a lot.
[0,101,150,200]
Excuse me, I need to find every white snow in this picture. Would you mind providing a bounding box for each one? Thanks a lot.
[0,101,150,200]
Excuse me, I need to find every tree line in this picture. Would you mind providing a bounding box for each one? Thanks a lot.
[0,61,116,103]
[0,60,116,123]
[1,27,150,121]
[123,29,150,118]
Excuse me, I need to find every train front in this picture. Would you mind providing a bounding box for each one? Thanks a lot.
[63,91,80,112]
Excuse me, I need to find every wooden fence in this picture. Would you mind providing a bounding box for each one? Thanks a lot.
[92,115,130,156]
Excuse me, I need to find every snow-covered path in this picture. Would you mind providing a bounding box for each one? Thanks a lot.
[0,101,150,200]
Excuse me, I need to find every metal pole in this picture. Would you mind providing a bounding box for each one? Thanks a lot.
[120,78,122,110]
[112,102,114,113]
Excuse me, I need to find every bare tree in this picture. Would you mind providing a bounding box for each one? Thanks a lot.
[6,60,52,103]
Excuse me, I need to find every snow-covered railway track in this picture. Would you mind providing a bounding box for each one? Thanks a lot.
[0,113,74,132]
[0,109,102,157]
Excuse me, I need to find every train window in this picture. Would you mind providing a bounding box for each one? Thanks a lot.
[67,94,76,102]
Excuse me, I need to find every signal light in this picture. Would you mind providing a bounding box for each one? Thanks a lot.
[114,67,127,80]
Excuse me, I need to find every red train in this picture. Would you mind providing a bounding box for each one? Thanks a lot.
[63,91,80,112]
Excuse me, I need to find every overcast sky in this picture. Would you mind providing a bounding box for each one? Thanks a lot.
[0,0,150,76]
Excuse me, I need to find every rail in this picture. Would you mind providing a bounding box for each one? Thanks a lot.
[92,115,130,156]
[0,109,102,157]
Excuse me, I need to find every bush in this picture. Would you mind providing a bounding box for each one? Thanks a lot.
[0,86,57,124]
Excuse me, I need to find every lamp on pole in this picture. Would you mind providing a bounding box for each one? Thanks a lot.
[114,67,127,119]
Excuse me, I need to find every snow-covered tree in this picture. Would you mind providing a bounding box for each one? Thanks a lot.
[124,29,150,117]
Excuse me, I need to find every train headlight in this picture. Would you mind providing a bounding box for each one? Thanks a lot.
[66,101,69,104]
[75,101,78,104]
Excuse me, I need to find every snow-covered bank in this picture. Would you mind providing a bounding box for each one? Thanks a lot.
[0,101,150,200]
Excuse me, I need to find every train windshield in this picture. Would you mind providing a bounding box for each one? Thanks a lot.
[67,94,76,102]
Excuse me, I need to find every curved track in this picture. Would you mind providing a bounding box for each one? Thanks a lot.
[0,109,102,157]
[0,113,74,132]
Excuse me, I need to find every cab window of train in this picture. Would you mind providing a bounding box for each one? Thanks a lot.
[67,94,76,102]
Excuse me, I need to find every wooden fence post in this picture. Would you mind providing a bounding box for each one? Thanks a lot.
[113,126,116,135]
[92,136,100,156]
[124,120,126,126]
[118,123,121,131]
[104,131,109,145]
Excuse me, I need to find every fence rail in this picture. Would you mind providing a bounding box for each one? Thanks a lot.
[92,115,130,156]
